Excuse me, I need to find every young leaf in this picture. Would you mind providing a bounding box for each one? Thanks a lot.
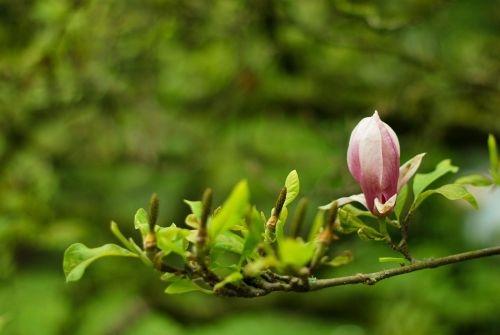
[337,209,362,234]
[379,257,406,263]
[110,221,136,253]
[284,170,300,206]
[411,184,479,212]
[212,231,244,254]
[488,134,499,182]
[357,227,386,241]
[341,204,375,219]
[275,207,288,244]
[275,220,284,244]
[394,184,408,220]
[165,279,212,294]
[455,174,493,187]
[156,224,190,257]
[326,250,353,267]
[160,272,181,283]
[243,256,279,277]
[208,180,250,239]
[413,160,459,199]
[214,272,243,290]
[184,200,202,219]
[134,208,149,238]
[63,243,138,283]
[278,238,314,267]
[337,205,377,235]
[239,208,265,266]
[185,214,199,228]
[308,210,325,241]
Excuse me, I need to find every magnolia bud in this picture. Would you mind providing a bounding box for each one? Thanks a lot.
[347,111,400,216]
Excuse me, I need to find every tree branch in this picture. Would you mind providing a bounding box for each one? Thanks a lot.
[208,246,500,297]
[310,245,500,291]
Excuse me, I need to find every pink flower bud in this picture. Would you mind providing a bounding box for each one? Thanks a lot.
[319,112,423,215]
[347,111,401,216]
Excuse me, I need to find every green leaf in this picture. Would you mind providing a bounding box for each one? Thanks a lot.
[214,272,243,290]
[394,184,408,220]
[379,257,406,263]
[184,200,202,219]
[260,211,267,223]
[284,170,300,206]
[341,204,375,219]
[134,208,149,238]
[63,243,138,282]
[455,174,493,187]
[278,238,314,267]
[165,279,211,295]
[413,159,459,199]
[275,220,284,244]
[326,251,353,267]
[411,184,479,212]
[110,221,136,253]
[243,256,279,277]
[239,207,265,266]
[279,205,288,222]
[337,205,376,235]
[208,180,250,239]
[338,211,362,233]
[156,224,190,257]
[275,207,288,244]
[185,214,199,228]
[212,231,244,254]
[308,210,324,241]
[488,134,499,181]
[160,272,181,283]
[357,227,386,241]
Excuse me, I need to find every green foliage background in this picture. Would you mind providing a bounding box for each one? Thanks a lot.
[0,0,499,334]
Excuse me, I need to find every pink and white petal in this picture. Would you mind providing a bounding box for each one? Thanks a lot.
[375,110,400,154]
[319,193,368,210]
[379,120,400,198]
[358,117,383,210]
[373,111,400,155]
[373,193,397,216]
[347,117,372,182]
[397,153,426,191]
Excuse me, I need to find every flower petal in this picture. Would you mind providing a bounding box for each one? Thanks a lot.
[319,193,368,210]
[374,194,397,216]
[347,117,372,182]
[397,153,426,191]
[378,115,400,202]
[357,115,383,211]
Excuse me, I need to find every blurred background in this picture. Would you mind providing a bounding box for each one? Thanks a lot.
[0,0,499,334]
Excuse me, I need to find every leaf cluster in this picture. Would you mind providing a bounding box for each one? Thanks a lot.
[63,136,500,296]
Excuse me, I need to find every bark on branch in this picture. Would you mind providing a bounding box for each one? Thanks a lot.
[310,245,500,291]
[207,245,500,297]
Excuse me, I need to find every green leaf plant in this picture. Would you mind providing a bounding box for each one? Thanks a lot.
[63,128,500,297]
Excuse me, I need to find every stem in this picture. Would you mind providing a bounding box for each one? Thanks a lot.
[390,211,415,262]
[310,245,500,290]
[196,188,212,257]
[273,187,287,220]
[264,187,287,242]
[310,202,338,270]
[148,193,159,231]
[144,193,159,257]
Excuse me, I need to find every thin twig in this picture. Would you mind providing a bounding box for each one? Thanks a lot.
[311,246,500,290]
